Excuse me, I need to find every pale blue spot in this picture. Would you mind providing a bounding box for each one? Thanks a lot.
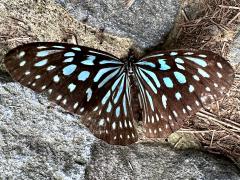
[102,90,111,105]
[81,55,96,65]
[198,68,210,78]
[177,64,185,70]
[138,69,157,94]
[34,59,48,67]
[116,106,120,117]
[86,88,92,102]
[189,85,194,93]
[175,92,182,100]
[159,59,171,71]
[163,77,173,88]
[146,90,154,111]
[174,71,186,84]
[193,75,200,81]
[98,68,121,88]
[142,53,164,59]
[68,83,76,92]
[114,75,125,104]
[99,60,123,65]
[63,57,74,63]
[162,94,167,109]
[170,52,178,56]
[199,54,207,58]
[63,64,77,75]
[107,102,112,112]
[185,57,207,67]
[136,61,156,68]
[175,58,184,64]
[53,75,60,83]
[64,52,75,57]
[94,67,118,82]
[139,68,160,88]
[52,45,64,49]
[123,95,127,116]
[37,50,50,57]
[72,47,81,51]
[78,71,90,81]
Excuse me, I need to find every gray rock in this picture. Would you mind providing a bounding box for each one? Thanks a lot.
[86,142,240,180]
[228,31,240,64]
[55,0,180,49]
[0,74,239,179]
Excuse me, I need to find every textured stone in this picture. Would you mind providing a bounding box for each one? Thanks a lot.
[0,74,239,179]
[55,0,180,48]
[228,31,240,64]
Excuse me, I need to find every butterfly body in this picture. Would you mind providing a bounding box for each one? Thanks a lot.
[4,42,234,145]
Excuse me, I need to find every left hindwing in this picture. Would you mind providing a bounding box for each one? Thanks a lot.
[133,50,234,138]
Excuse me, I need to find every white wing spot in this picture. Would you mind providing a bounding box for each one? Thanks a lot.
[206,87,211,92]
[217,62,223,69]
[25,71,30,75]
[151,116,155,123]
[35,75,41,79]
[73,102,79,109]
[99,119,105,126]
[32,83,36,87]
[183,108,186,114]
[195,100,200,106]
[48,89,52,94]
[112,122,116,130]
[193,75,200,81]
[56,95,62,100]
[62,99,67,104]
[41,85,46,90]
[214,83,218,87]
[173,111,178,117]
[53,75,60,83]
[168,115,172,120]
[165,124,169,129]
[47,65,56,71]
[162,94,167,109]
[93,106,98,111]
[19,61,26,66]
[80,107,84,112]
[217,72,222,78]
[18,51,25,58]
[158,128,162,132]
[187,105,192,111]
[154,129,157,134]
[156,114,159,122]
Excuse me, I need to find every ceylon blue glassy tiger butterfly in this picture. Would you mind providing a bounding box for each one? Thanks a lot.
[4,42,234,145]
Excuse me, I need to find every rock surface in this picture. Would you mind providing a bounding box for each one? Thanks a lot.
[228,31,240,64]
[0,75,239,179]
[55,0,180,49]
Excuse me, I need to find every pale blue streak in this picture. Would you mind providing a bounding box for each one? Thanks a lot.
[81,55,96,65]
[78,71,90,81]
[198,68,210,78]
[99,60,123,64]
[86,88,92,102]
[37,50,51,57]
[64,52,75,57]
[146,90,154,111]
[72,47,81,51]
[163,77,174,88]
[115,106,120,118]
[158,59,171,71]
[52,45,64,49]
[34,59,48,67]
[94,67,118,82]
[63,64,77,75]
[174,71,186,84]
[123,94,127,116]
[162,94,167,109]
[170,52,178,56]
[112,74,124,91]
[113,75,125,104]
[107,102,112,112]
[175,92,182,100]
[136,61,156,68]
[185,57,207,67]
[176,64,185,70]
[139,68,160,88]
[101,90,111,105]
[138,68,157,94]
[98,68,121,88]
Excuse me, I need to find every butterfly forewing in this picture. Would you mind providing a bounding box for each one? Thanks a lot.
[134,50,234,138]
[4,42,137,145]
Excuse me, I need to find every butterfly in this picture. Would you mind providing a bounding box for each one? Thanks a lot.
[3,42,234,145]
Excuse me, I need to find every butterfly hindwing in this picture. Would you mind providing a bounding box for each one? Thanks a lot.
[134,50,234,138]
[4,42,138,145]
